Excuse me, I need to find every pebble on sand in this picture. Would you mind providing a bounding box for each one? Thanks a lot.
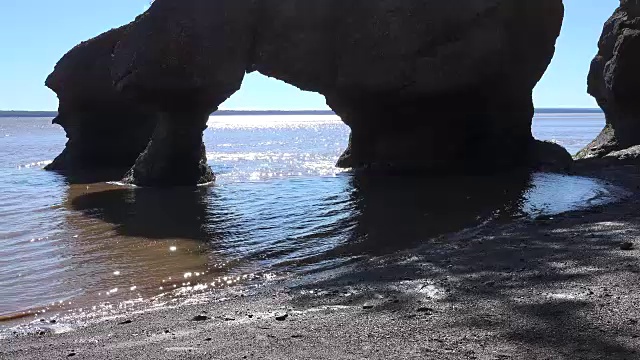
[275,313,288,321]
[416,307,434,314]
[620,242,635,250]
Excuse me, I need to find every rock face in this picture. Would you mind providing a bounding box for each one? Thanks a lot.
[49,0,567,186]
[44,26,157,175]
[578,1,640,159]
[121,111,215,187]
[45,23,214,186]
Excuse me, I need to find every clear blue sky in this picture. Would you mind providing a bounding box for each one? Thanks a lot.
[0,0,619,110]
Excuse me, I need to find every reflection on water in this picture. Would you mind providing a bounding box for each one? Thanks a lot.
[60,184,227,309]
[338,173,530,257]
[0,114,619,327]
[69,185,213,240]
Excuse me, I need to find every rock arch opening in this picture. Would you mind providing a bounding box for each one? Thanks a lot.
[204,72,348,181]
[218,72,329,112]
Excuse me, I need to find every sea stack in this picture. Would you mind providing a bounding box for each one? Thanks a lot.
[577,1,640,160]
[47,0,568,186]
[44,25,157,175]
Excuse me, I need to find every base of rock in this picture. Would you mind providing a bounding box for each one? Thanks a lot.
[44,167,134,185]
[604,145,640,162]
[337,136,572,175]
[331,91,543,174]
[44,112,156,179]
[530,140,573,171]
[575,124,619,160]
[122,165,215,187]
[121,111,215,187]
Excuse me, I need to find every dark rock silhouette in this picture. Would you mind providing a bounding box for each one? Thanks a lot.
[121,111,215,186]
[44,26,157,176]
[578,1,640,159]
[48,0,568,186]
[531,141,574,171]
[44,22,214,186]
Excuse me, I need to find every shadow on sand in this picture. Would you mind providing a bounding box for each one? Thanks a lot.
[290,194,640,358]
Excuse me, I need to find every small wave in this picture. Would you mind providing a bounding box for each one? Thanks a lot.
[17,160,52,169]
[105,181,135,187]
[0,270,280,337]
[207,152,348,182]
[207,115,343,130]
[207,152,298,162]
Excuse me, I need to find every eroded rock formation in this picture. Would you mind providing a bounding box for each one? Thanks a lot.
[48,0,568,186]
[578,1,640,159]
[45,26,157,175]
[45,22,214,186]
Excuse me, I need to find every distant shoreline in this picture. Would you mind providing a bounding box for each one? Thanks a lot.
[0,110,338,118]
[0,108,604,118]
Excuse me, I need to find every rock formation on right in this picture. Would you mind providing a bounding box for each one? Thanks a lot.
[578,0,640,160]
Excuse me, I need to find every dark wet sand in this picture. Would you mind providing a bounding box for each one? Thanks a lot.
[4,163,640,359]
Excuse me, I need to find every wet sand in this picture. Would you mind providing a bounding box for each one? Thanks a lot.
[4,163,640,359]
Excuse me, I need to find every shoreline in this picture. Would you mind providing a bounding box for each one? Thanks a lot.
[3,163,640,358]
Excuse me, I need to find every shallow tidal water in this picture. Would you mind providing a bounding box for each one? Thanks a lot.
[0,112,620,327]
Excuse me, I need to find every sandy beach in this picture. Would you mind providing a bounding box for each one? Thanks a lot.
[2,162,640,359]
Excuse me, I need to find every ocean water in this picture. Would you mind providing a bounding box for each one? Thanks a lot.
[0,112,618,326]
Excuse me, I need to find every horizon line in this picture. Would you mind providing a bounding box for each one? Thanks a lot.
[0,107,604,113]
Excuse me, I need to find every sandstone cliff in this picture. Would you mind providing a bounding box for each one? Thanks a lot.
[578,1,640,160]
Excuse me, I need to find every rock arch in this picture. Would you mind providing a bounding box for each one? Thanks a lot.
[47,0,574,186]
